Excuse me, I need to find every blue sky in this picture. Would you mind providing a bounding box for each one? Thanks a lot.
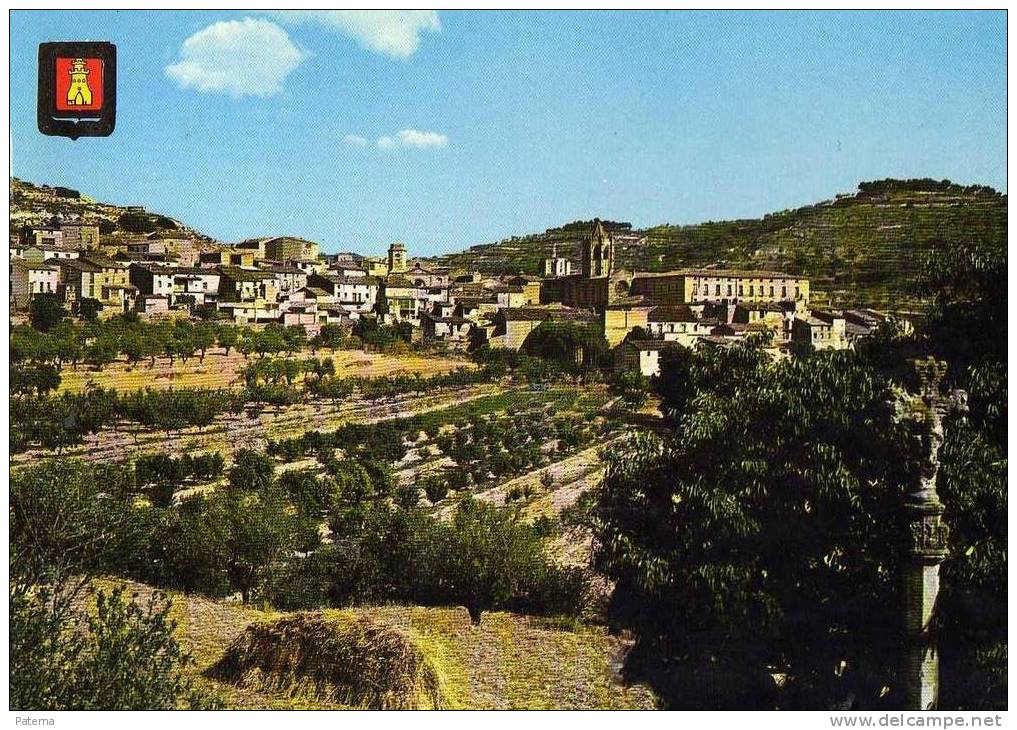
[10,10,1007,256]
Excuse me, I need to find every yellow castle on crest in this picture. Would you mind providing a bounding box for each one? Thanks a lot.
[66,58,92,106]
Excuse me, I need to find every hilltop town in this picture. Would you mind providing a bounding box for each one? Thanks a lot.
[9,179,907,376]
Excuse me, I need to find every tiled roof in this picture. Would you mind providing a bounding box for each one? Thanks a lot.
[648,305,697,322]
[624,339,672,351]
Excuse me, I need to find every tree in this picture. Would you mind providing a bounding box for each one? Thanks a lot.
[256,325,287,359]
[594,347,916,709]
[216,325,238,356]
[85,336,117,370]
[11,559,215,709]
[10,459,215,710]
[78,298,103,322]
[193,323,216,362]
[434,497,546,624]
[11,460,145,583]
[521,321,609,371]
[609,369,650,409]
[283,325,307,355]
[29,293,66,332]
[227,448,275,492]
[218,486,296,604]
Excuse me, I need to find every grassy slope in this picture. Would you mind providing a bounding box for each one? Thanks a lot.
[110,581,656,710]
[430,182,1006,309]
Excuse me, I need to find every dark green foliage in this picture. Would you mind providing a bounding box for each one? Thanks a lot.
[29,292,66,332]
[354,317,413,351]
[117,211,160,233]
[10,460,218,710]
[10,363,61,396]
[594,234,1006,709]
[597,348,913,708]
[521,322,608,370]
[421,474,449,504]
[78,297,103,322]
[228,448,275,491]
[11,460,147,582]
[10,578,216,710]
[268,497,588,623]
[608,369,650,408]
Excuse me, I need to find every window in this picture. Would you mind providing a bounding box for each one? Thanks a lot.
[738,285,743,296]
[782,286,787,298]
[769,286,774,297]
[749,285,754,296]
[715,284,720,296]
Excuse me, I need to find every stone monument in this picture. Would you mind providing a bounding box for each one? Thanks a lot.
[892,356,967,710]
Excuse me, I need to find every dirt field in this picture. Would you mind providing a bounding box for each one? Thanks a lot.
[58,347,475,393]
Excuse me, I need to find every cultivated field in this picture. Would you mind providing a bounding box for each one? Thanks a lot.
[57,347,475,393]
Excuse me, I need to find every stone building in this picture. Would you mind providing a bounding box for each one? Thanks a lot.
[387,242,408,274]
[10,258,59,310]
[630,269,810,307]
[542,243,574,277]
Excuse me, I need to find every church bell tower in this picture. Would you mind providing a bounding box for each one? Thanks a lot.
[581,219,614,278]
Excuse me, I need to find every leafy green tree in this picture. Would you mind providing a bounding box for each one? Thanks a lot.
[78,298,103,322]
[218,486,297,604]
[216,325,238,355]
[29,292,66,332]
[227,448,275,492]
[193,323,216,362]
[256,325,287,358]
[595,347,917,709]
[282,325,307,355]
[609,369,650,409]
[11,560,216,709]
[434,497,547,624]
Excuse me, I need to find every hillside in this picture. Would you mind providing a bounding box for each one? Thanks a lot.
[9,177,212,244]
[430,179,1007,309]
[109,580,656,710]
[12,177,1005,310]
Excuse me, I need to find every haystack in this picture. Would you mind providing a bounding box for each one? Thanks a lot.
[206,611,449,709]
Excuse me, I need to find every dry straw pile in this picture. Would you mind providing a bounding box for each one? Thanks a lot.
[206,611,450,709]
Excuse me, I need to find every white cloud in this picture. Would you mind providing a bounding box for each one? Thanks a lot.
[269,10,440,59]
[165,18,305,97]
[377,129,449,150]
[343,134,369,147]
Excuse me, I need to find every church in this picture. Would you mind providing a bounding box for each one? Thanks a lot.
[539,219,811,346]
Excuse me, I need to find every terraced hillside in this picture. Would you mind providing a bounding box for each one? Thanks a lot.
[9,177,212,243]
[430,179,1006,309]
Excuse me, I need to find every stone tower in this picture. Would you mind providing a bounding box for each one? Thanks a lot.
[581,219,613,279]
[387,242,408,274]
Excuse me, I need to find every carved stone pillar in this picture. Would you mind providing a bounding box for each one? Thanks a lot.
[894,357,966,710]
[902,497,949,709]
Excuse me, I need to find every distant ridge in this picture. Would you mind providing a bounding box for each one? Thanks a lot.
[10,176,1005,309]
[428,179,1006,308]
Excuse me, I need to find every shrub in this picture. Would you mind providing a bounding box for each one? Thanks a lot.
[10,580,217,710]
